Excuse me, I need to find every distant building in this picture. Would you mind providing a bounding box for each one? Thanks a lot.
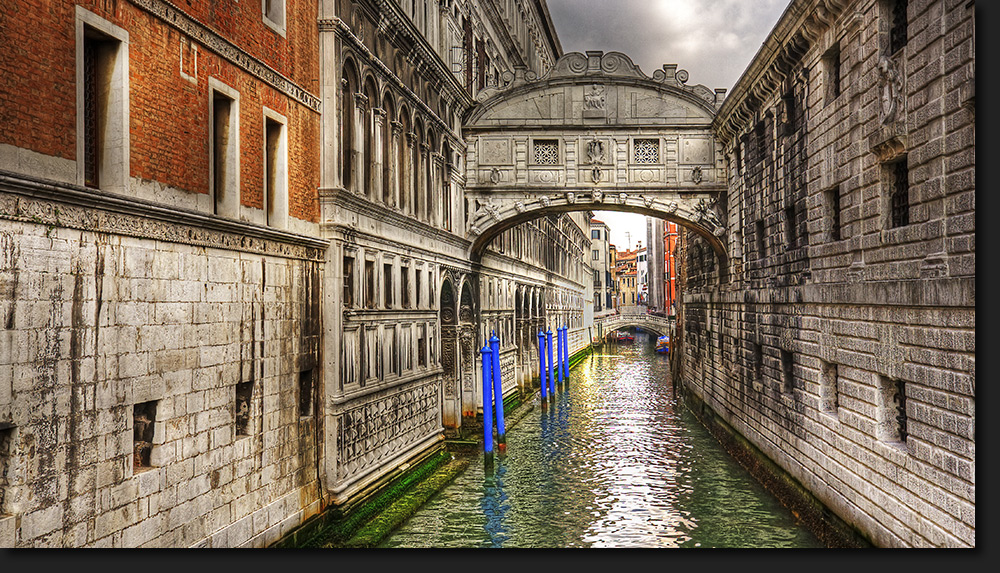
[590,218,613,314]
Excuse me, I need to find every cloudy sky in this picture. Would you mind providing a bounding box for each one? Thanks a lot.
[545,0,791,250]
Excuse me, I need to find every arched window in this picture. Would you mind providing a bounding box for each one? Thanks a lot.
[398,109,411,215]
[426,130,437,226]
[441,140,452,231]
[382,93,395,205]
[340,60,358,191]
[363,77,378,201]
[413,118,424,221]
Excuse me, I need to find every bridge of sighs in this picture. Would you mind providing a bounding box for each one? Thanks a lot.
[462,50,731,272]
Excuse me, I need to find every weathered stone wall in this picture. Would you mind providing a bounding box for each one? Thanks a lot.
[680,0,975,548]
[0,195,326,546]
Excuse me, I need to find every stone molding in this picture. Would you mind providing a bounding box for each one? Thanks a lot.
[0,170,327,261]
[130,0,321,113]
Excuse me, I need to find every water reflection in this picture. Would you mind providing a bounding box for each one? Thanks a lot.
[380,330,822,548]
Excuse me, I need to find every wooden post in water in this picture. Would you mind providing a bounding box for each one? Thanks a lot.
[490,332,506,453]
[546,329,555,396]
[481,344,494,466]
[537,330,547,405]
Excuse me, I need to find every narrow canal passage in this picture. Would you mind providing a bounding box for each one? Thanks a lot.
[380,331,824,548]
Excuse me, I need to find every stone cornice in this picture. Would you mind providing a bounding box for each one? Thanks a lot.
[0,170,328,261]
[713,0,852,143]
[319,186,471,251]
[130,0,321,113]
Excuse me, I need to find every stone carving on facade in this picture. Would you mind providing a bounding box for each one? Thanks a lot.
[643,195,654,208]
[514,201,526,213]
[584,85,606,110]
[592,190,603,203]
[591,166,602,183]
[489,167,501,185]
[485,202,501,222]
[565,192,576,204]
[877,56,903,125]
[666,201,678,213]
[539,195,551,207]
[586,139,605,164]
[692,165,703,184]
[618,192,628,204]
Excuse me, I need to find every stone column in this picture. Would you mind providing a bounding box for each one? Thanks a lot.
[431,151,444,228]
[405,131,417,217]
[419,141,430,223]
[372,107,385,204]
[390,120,402,209]
[352,92,368,195]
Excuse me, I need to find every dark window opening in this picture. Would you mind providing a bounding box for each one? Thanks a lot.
[827,187,842,241]
[264,117,282,226]
[212,94,232,214]
[889,0,908,55]
[83,36,100,189]
[235,381,253,436]
[298,369,313,417]
[890,158,910,228]
[415,270,422,309]
[755,220,766,260]
[417,325,426,367]
[895,378,908,443]
[821,361,839,414]
[401,265,411,308]
[343,255,354,307]
[384,263,393,308]
[133,401,157,470]
[364,259,376,309]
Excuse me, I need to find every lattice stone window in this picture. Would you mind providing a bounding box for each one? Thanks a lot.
[634,138,659,164]
[533,139,559,165]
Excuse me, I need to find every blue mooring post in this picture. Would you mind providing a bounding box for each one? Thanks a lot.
[546,329,555,396]
[537,331,547,403]
[555,327,562,386]
[481,344,494,464]
[561,326,569,381]
[489,332,506,453]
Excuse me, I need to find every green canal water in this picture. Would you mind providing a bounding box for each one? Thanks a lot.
[379,330,824,548]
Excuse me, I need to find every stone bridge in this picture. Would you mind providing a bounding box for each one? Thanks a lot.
[595,310,674,338]
[462,50,730,271]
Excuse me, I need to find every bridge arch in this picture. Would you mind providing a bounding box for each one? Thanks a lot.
[461,51,731,280]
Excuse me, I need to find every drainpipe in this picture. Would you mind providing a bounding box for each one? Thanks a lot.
[489,332,506,453]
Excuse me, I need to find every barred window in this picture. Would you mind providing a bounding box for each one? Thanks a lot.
[533,139,559,164]
[634,139,659,164]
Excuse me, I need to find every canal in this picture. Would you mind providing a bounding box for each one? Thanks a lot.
[379,330,824,548]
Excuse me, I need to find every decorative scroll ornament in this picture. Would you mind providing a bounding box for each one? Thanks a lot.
[692,165,703,184]
[489,167,501,185]
[587,139,605,164]
[877,56,903,125]
[593,190,603,203]
[591,166,602,183]
[643,195,655,208]
[666,201,678,213]
[470,225,482,235]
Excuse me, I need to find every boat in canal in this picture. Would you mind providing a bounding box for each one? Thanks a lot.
[655,335,670,354]
[612,330,634,343]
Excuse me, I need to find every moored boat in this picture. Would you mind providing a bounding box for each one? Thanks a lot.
[655,335,670,354]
